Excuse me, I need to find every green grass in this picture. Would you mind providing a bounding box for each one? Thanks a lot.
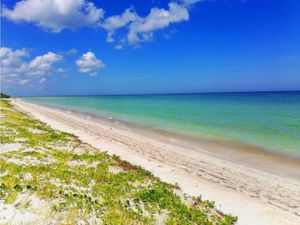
[0,99,237,224]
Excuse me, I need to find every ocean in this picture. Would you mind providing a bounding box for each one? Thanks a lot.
[24,92,300,157]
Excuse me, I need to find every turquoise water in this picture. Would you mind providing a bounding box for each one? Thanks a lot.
[24,92,300,156]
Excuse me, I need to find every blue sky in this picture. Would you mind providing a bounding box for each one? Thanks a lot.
[1,0,299,96]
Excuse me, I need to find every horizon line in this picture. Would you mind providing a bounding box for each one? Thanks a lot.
[13,90,300,98]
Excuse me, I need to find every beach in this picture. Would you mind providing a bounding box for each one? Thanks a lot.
[1,99,237,225]
[12,98,300,225]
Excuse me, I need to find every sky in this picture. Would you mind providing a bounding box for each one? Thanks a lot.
[1,0,299,96]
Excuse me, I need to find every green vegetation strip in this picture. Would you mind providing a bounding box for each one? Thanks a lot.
[0,99,237,225]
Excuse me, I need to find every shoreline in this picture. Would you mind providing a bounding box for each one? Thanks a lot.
[13,99,300,225]
[21,99,300,180]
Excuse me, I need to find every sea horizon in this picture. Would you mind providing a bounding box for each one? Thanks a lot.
[14,90,300,98]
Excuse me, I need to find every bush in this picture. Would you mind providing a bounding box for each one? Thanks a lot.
[0,92,11,98]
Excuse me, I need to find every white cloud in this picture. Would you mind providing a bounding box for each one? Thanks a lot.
[100,8,137,31]
[75,51,105,76]
[24,52,63,76]
[100,2,189,45]
[0,47,29,77]
[182,0,203,6]
[127,3,189,44]
[0,48,30,87]
[2,1,202,47]
[2,0,104,32]
[99,8,139,43]
[1,47,63,86]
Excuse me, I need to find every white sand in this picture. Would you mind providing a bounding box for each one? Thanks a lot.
[13,99,300,225]
[108,165,124,174]
[0,193,51,225]
[0,143,22,154]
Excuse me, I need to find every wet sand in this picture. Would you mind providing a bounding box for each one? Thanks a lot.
[13,99,300,225]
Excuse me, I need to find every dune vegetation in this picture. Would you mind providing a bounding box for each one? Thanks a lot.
[0,99,237,225]
[0,93,10,99]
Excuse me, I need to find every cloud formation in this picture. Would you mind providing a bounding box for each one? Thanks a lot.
[100,2,189,45]
[1,47,63,86]
[2,0,104,32]
[75,51,105,76]
[128,3,189,45]
[2,1,198,46]
[0,47,29,77]
[1,47,104,87]
[21,52,63,76]
[99,8,139,43]
[0,47,30,86]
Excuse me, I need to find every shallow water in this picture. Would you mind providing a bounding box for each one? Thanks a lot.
[24,92,300,157]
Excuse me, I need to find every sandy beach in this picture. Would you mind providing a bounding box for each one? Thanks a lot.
[13,99,300,225]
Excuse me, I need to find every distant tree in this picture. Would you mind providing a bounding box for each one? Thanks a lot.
[0,93,10,98]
